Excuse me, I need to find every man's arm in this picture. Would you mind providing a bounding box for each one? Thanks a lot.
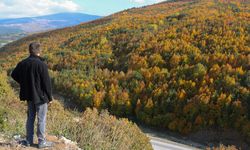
[40,63,53,102]
[11,63,21,84]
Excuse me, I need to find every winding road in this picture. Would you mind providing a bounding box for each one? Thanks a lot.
[150,136,201,150]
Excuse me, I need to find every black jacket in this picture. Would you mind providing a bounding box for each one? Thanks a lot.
[11,55,52,104]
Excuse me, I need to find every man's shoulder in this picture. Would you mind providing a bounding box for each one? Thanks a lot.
[28,56,45,63]
[20,56,46,68]
[18,57,29,66]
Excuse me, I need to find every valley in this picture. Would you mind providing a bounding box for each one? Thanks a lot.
[0,33,27,48]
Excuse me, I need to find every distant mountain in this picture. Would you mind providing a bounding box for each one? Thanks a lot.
[0,12,102,33]
[0,12,102,47]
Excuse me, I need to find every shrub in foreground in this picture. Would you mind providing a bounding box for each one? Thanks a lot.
[48,105,152,150]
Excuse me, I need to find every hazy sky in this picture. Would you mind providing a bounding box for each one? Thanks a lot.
[0,0,165,19]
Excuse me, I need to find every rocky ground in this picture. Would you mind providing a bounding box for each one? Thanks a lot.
[0,134,81,150]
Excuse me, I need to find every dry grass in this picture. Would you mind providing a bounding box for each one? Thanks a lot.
[47,102,152,150]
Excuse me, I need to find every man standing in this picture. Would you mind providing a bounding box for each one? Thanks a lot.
[11,42,54,149]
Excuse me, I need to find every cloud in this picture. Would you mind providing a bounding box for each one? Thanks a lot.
[0,0,79,19]
[130,0,145,3]
[154,0,166,3]
[130,0,166,4]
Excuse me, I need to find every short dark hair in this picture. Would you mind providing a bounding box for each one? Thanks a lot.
[29,42,41,55]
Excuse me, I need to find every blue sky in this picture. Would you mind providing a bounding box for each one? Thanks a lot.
[74,0,164,16]
[0,0,165,19]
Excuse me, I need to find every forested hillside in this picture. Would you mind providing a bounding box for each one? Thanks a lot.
[0,0,249,144]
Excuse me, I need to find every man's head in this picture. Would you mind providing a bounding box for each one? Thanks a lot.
[29,42,41,56]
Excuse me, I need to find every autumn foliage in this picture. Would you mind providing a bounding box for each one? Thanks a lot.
[0,0,249,142]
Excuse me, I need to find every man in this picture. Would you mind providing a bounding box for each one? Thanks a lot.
[11,42,54,149]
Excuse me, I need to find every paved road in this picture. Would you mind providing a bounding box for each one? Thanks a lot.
[150,136,201,150]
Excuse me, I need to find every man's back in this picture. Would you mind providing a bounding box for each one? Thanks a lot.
[11,55,52,104]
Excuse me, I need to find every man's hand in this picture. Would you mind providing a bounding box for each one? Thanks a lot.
[48,96,53,106]
[48,101,53,106]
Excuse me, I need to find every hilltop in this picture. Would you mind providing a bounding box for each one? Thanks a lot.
[0,0,249,149]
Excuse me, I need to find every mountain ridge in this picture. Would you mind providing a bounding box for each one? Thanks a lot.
[0,12,102,33]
